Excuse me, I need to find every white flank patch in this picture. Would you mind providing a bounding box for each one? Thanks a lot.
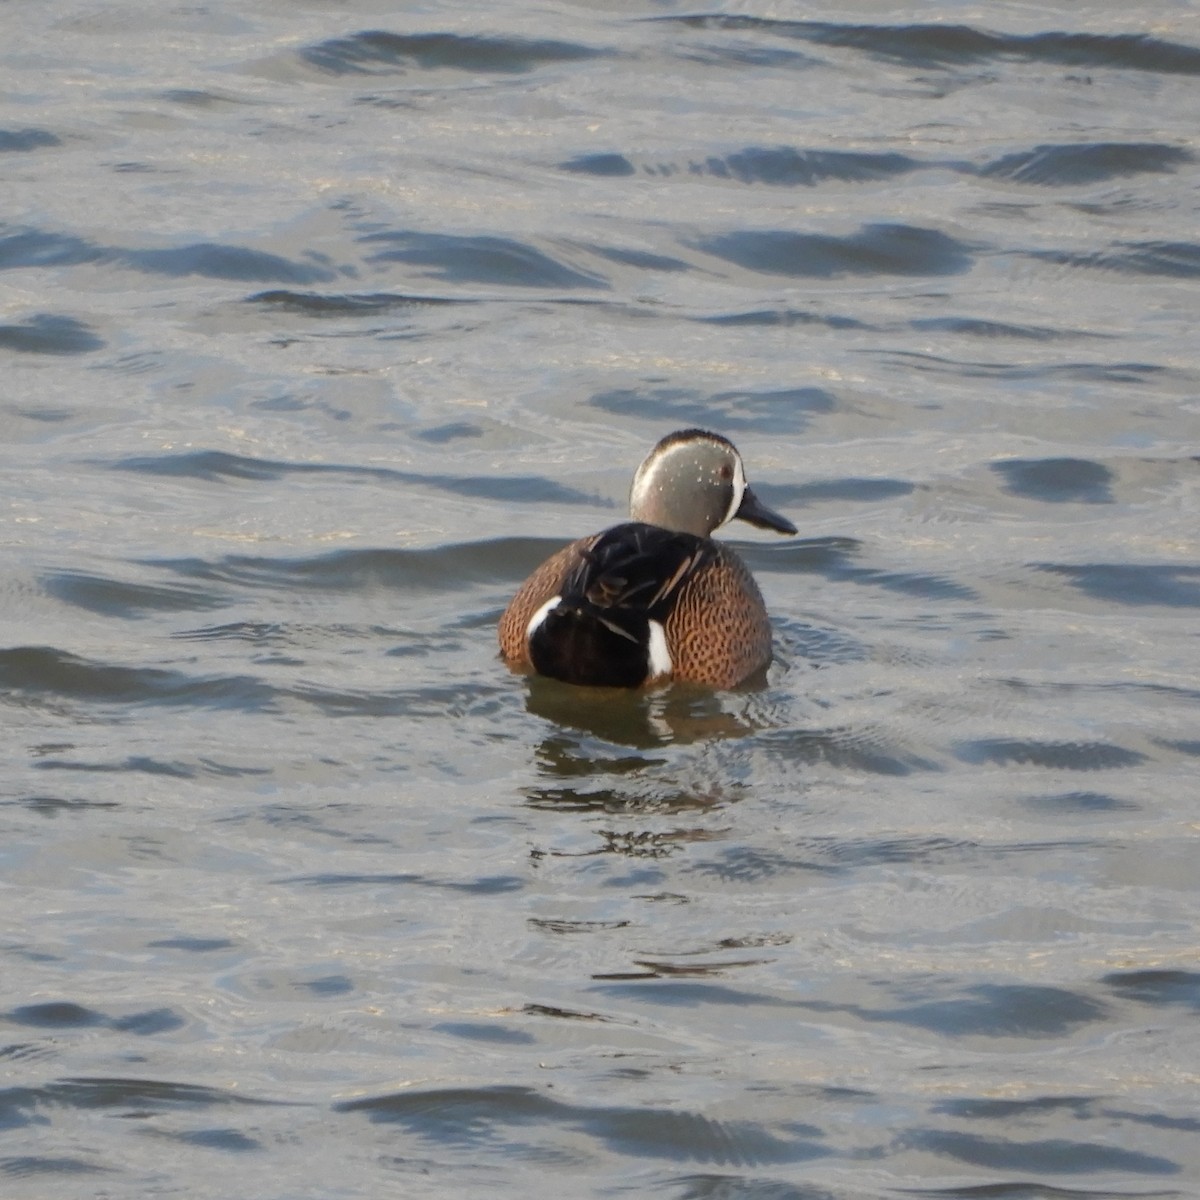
[646,619,673,679]
[525,596,561,639]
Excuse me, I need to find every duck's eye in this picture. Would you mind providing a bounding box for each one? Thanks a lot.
[718,464,733,481]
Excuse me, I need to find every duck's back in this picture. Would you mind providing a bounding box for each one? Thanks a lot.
[498,522,773,688]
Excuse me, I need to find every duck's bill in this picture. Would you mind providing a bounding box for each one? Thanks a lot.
[735,486,797,535]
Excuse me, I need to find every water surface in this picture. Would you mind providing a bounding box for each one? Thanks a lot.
[3,1,1199,1196]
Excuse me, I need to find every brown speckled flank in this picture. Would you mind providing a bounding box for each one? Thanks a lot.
[498,430,796,690]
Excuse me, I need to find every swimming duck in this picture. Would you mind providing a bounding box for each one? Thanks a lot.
[498,428,796,688]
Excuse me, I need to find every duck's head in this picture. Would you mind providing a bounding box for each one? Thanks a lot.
[628,428,797,539]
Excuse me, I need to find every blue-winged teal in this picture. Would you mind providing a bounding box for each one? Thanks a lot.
[499,428,796,689]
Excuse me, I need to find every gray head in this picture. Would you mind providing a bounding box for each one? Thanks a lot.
[628,429,797,538]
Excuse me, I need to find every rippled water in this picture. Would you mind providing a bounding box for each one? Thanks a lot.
[3,0,1200,1196]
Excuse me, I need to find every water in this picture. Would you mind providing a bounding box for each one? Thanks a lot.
[3,0,1200,1196]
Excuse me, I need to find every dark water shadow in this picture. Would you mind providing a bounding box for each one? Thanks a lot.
[654,17,1200,76]
[43,569,232,618]
[278,871,523,896]
[955,738,1146,770]
[590,973,1113,1045]
[0,315,102,355]
[0,225,343,284]
[0,646,279,713]
[870,350,1163,385]
[734,536,860,576]
[433,1021,536,1046]
[936,1093,1200,1134]
[123,243,339,284]
[148,539,598,601]
[362,230,608,289]
[908,315,1107,341]
[247,289,478,316]
[686,146,921,187]
[1034,564,1200,608]
[0,640,488,722]
[797,982,1108,1038]
[756,726,940,776]
[107,451,600,507]
[582,242,692,273]
[906,1183,1181,1199]
[0,227,104,270]
[159,87,256,109]
[980,142,1192,186]
[576,145,926,187]
[0,1156,113,1179]
[141,1127,260,1152]
[695,224,974,279]
[4,1002,183,1035]
[1021,790,1139,814]
[0,128,61,152]
[823,563,977,604]
[683,833,1068,886]
[665,1175,854,1199]
[694,308,869,331]
[8,795,121,818]
[34,755,269,781]
[1030,241,1200,278]
[902,1128,1177,1174]
[560,152,638,177]
[1101,969,1200,1011]
[338,1084,829,1166]
[147,937,237,953]
[300,30,606,76]
[0,1076,291,1134]
[992,458,1115,503]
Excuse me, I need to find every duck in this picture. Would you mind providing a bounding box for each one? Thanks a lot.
[498,428,796,689]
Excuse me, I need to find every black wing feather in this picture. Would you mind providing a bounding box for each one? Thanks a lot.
[528,522,712,687]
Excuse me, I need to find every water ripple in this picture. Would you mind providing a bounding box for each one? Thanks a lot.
[4,1002,183,1037]
[695,224,974,279]
[956,739,1146,770]
[0,227,102,270]
[0,128,60,152]
[107,450,598,505]
[980,142,1192,186]
[0,225,341,283]
[362,231,608,289]
[300,30,606,76]
[568,146,924,187]
[151,539,586,594]
[904,1128,1177,1174]
[43,569,229,617]
[1036,564,1200,608]
[123,243,338,284]
[0,314,102,355]
[0,1077,285,1130]
[590,385,834,434]
[992,458,1115,503]
[0,647,277,713]
[1032,241,1200,278]
[247,289,476,315]
[1103,969,1200,1011]
[660,17,1200,75]
[337,1085,828,1166]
